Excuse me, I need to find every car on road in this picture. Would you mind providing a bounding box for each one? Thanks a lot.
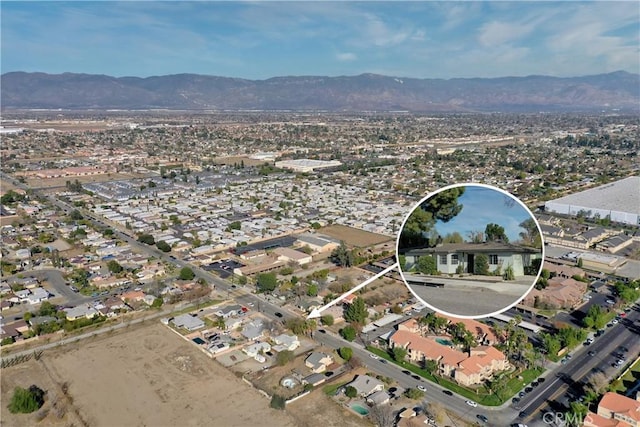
[619,346,628,352]
[380,359,387,364]
[442,390,453,396]
[606,299,616,305]
[612,319,619,325]
[588,350,597,356]
[402,370,411,375]
[595,329,605,337]
[411,374,421,381]
[476,414,488,423]
[525,387,533,393]
[318,329,326,333]
[561,357,569,364]
[417,385,427,392]
[519,391,526,398]
[274,312,283,318]
[538,377,545,383]
[584,338,594,345]
[512,397,520,404]
[466,400,478,407]
[369,354,379,359]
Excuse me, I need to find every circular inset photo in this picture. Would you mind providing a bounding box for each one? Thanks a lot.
[396,183,544,318]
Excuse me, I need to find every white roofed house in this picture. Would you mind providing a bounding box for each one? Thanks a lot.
[272,334,300,352]
[27,287,49,305]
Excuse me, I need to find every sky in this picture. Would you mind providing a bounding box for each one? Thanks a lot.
[432,186,533,243]
[1,1,638,79]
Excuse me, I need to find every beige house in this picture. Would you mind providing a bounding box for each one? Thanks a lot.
[585,392,640,427]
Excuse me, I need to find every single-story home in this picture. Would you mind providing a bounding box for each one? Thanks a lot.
[404,242,541,276]
[348,374,384,397]
[366,390,391,406]
[172,314,205,331]
[272,333,300,352]
[243,341,271,358]
[305,352,333,373]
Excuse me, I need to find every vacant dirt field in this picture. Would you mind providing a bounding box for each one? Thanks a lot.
[23,172,148,190]
[320,225,393,248]
[0,179,19,194]
[3,323,297,427]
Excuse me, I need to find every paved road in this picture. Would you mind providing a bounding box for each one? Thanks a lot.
[515,304,640,425]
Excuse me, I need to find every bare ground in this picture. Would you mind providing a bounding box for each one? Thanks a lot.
[320,225,393,248]
[3,322,297,427]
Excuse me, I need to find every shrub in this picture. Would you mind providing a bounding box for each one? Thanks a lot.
[339,347,353,361]
[345,386,358,398]
[8,385,45,414]
[339,326,356,342]
[270,394,286,410]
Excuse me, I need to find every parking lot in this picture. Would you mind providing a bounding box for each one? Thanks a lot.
[204,259,245,278]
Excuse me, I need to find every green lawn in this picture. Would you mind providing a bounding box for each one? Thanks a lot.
[323,380,349,396]
[610,358,640,394]
[366,346,544,406]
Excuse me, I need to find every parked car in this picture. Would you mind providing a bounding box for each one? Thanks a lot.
[466,400,478,407]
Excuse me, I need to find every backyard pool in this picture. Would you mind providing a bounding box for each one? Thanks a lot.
[350,403,369,416]
[436,338,453,346]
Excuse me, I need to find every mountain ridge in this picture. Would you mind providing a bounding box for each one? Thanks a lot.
[2,71,638,112]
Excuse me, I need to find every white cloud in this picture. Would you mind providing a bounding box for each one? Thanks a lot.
[336,52,357,62]
[478,21,536,47]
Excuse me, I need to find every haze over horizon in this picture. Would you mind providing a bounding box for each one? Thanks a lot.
[2,1,638,80]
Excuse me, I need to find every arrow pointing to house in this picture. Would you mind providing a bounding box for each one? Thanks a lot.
[307,263,399,319]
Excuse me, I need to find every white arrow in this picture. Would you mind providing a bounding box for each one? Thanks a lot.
[307,263,398,319]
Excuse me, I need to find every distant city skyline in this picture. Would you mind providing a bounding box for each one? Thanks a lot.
[432,186,533,243]
[2,1,638,79]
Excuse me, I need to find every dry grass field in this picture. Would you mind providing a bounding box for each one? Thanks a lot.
[2,323,297,427]
[320,225,393,248]
[23,172,148,190]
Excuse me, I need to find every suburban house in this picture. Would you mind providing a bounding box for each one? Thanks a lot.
[243,341,271,358]
[584,392,640,427]
[367,390,391,406]
[65,304,99,321]
[241,319,265,341]
[305,352,333,373]
[26,287,50,305]
[271,334,300,352]
[348,374,385,397]
[404,242,541,276]
[172,314,205,331]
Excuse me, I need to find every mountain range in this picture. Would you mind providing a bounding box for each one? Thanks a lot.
[1,71,638,112]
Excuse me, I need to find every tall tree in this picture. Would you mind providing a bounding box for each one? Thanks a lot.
[344,297,367,325]
[485,223,509,242]
[331,241,354,267]
[399,187,465,247]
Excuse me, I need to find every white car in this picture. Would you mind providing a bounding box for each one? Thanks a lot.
[417,385,427,392]
[612,319,619,325]
[466,400,478,407]
[369,354,379,359]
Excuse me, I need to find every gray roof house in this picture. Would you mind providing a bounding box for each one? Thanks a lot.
[216,304,243,318]
[348,374,384,397]
[404,242,541,277]
[241,319,265,341]
[305,352,333,373]
[172,314,205,331]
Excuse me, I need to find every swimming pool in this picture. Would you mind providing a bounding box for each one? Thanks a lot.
[350,404,369,416]
[436,338,453,346]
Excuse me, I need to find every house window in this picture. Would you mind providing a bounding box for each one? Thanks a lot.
[489,254,498,265]
[439,254,447,265]
[451,254,459,265]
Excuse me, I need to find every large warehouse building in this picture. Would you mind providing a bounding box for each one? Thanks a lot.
[545,176,640,226]
[275,159,342,173]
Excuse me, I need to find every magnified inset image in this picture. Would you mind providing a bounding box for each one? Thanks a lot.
[397,183,544,318]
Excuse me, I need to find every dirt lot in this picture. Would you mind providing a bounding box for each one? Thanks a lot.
[2,323,297,427]
[0,179,19,194]
[320,225,393,248]
[22,172,149,190]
